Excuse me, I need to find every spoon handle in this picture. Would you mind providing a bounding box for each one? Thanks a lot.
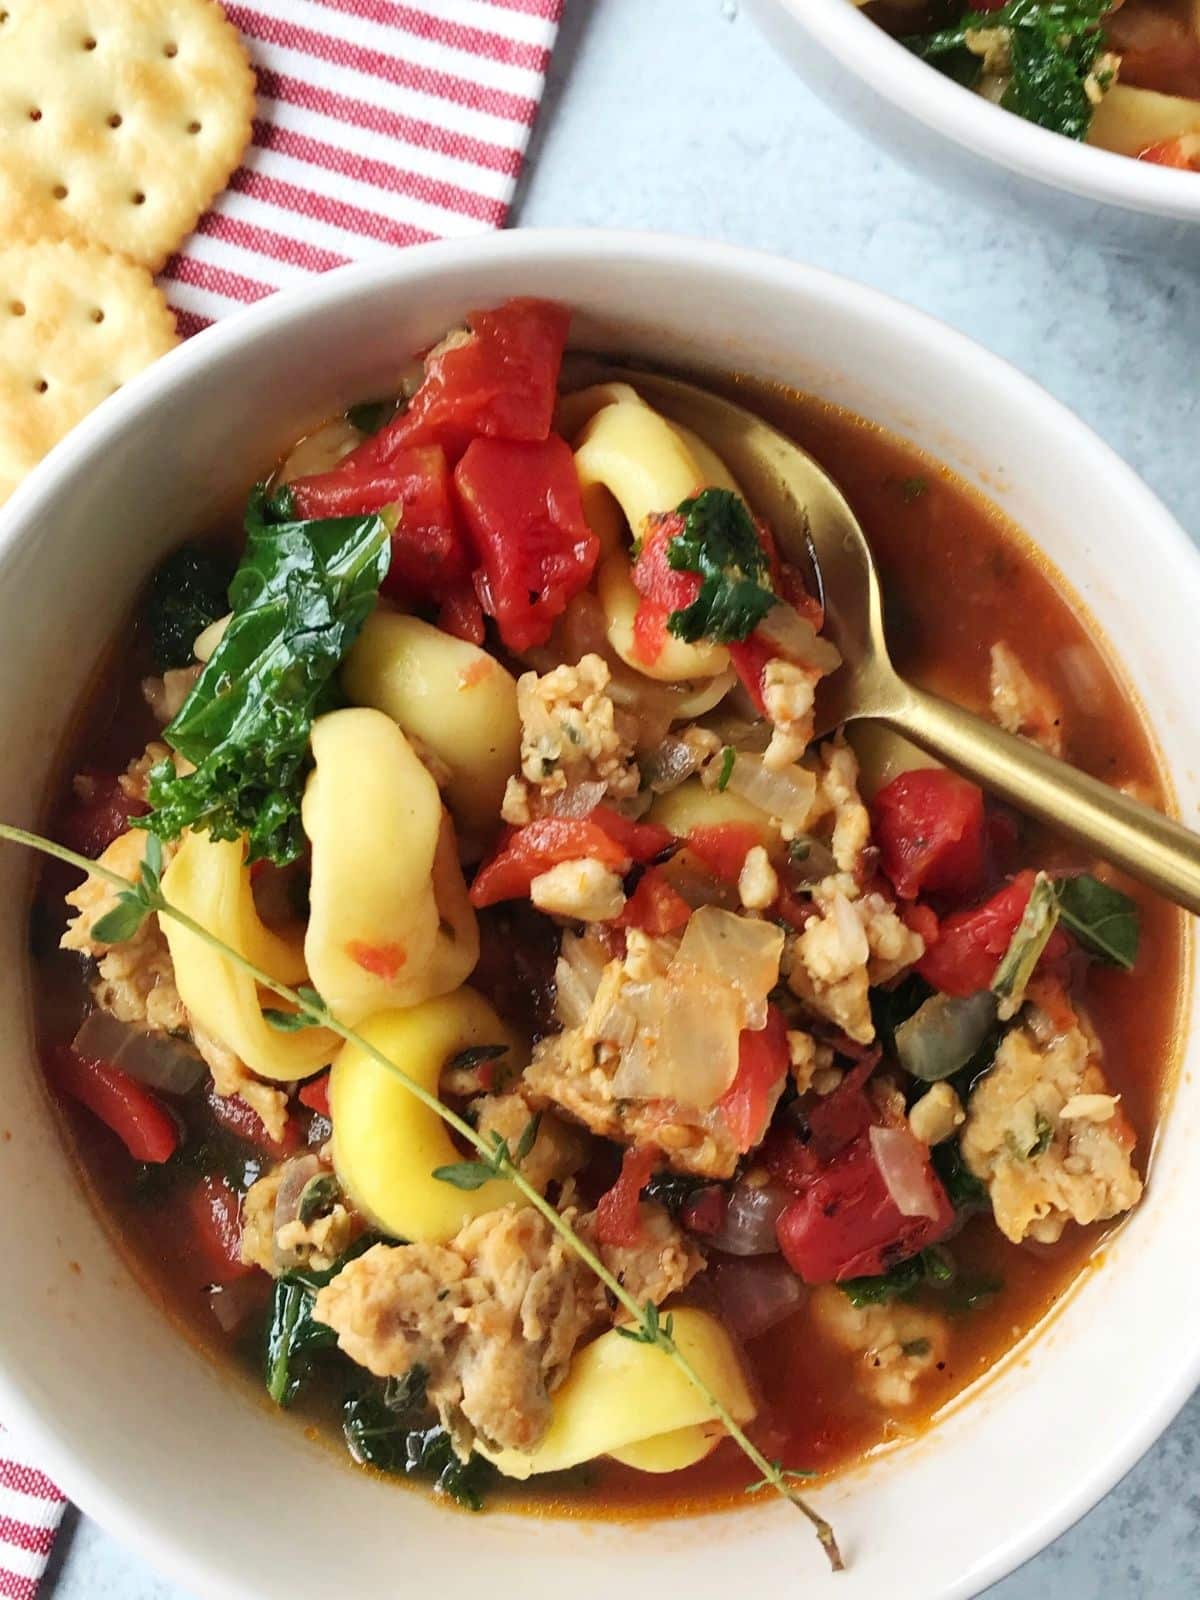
[880,682,1200,916]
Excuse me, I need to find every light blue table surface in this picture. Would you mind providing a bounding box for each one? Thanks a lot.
[45,1,1199,1595]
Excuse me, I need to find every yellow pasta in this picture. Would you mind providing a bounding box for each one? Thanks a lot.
[302,707,477,1026]
[555,380,647,444]
[846,723,943,801]
[481,1309,755,1479]
[161,833,338,1082]
[341,611,520,839]
[330,991,527,1241]
[1088,84,1200,155]
[573,399,738,682]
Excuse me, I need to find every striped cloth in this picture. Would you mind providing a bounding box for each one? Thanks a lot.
[0,1428,67,1600]
[164,0,564,334]
[0,2,563,1593]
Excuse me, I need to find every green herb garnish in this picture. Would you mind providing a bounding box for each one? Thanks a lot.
[905,0,1111,142]
[346,397,401,437]
[136,486,391,866]
[900,476,928,502]
[664,488,776,645]
[716,745,736,792]
[90,834,164,944]
[432,1114,541,1191]
[992,871,1060,1018]
[840,1246,955,1307]
[1053,873,1139,970]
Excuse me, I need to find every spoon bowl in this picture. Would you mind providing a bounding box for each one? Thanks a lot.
[605,366,1200,918]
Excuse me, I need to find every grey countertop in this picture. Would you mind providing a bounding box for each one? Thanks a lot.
[44,1,1199,1595]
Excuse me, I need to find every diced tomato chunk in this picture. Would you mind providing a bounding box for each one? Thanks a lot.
[589,806,674,863]
[687,821,766,884]
[1139,136,1200,170]
[455,434,599,652]
[205,1087,301,1160]
[805,1055,878,1161]
[346,940,407,979]
[717,1005,789,1152]
[630,515,701,666]
[872,770,987,901]
[727,633,773,715]
[51,1047,178,1164]
[616,867,691,935]
[382,298,570,461]
[437,585,486,644]
[291,443,472,603]
[917,869,1070,997]
[185,1176,253,1284]
[57,772,146,859]
[595,1144,658,1247]
[298,1073,331,1119]
[775,1129,954,1283]
[469,815,630,908]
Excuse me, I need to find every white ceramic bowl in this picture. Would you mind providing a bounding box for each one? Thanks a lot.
[750,0,1200,252]
[0,230,1196,1600]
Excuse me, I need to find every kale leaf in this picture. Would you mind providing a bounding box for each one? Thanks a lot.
[264,1234,377,1406]
[404,1425,497,1511]
[931,1138,990,1215]
[1053,873,1139,970]
[904,0,1110,142]
[137,486,391,865]
[665,488,776,645]
[840,1246,956,1307]
[146,544,236,671]
[342,1368,496,1509]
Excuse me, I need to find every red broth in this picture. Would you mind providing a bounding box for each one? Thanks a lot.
[31,381,1186,1519]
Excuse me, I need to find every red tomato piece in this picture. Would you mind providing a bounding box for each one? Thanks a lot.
[917,869,1070,997]
[437,585,486,644]
[589,806,674,863]
[57,772,146,859]
[291,443,472,604]
[382,298,570,460]
[469,816,631,908]
[206,1087,301,1161]
[595,1143,659,1248]
[1139,137,1198,170]
[727,633,773,715]
[902,902,940,947]
[630,515,701,666]
[775,1130,954,1283]
[51,1047,179,1164]
[805,1055,878,1161]
[298,1073,331,1119]
[762,1125,822,1191]
[455,434,599,652]
[687,821,766,884]
[185,1176,253,1284]
[346,940,407,979]
[616,867,692,935]
[872,770,987,901]
[717,1005,789,1152]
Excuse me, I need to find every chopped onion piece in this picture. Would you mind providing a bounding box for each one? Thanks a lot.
[675,906,785,1017]
[545,780,608,819]
[71,1011,206,1096]
[710,1256,805,1341]
[725,753,817,828]
[869,1125,941,1219]
[707,1179,791,1256]
[610,967,742,1107]
[643,736,703,794]
[1055,644,1107,718]
[658,848,741,911]
[757,604,842,674]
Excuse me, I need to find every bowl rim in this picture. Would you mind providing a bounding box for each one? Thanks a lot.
[767,0,1200,222]
[2,226,1198,1599]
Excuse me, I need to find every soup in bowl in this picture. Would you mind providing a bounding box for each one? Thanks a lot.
[0,232,1196,1599]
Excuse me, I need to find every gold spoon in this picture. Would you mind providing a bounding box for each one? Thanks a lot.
[605,367,1200,917]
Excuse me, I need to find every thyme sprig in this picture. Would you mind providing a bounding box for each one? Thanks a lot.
[3,822,841,1572]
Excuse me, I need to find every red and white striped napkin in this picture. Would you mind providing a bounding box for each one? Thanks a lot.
[0,1,562,1593]
[166,0,564,334]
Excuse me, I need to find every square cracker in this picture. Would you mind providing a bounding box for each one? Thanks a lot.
[0,0,255,271]
[0,235,178,502]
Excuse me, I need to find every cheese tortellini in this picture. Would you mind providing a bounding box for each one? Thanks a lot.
[341,612,520,839]
[302,707,477,1026]
[161,834,338,1083]
[330,991,528,1242]
[481,1308,756,1479]
[570,398,740,684]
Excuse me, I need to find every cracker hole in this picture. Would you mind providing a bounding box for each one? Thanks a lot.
[163,41,178,58]
[82,35,97,51]
[52,184,67,201]
[107,112,122,129]
[90,308,105,325]
[187,120,202,135]
[34,379,48,395]
[28,108,42,123]
[132,190,146,206]
[9,301,24,317]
